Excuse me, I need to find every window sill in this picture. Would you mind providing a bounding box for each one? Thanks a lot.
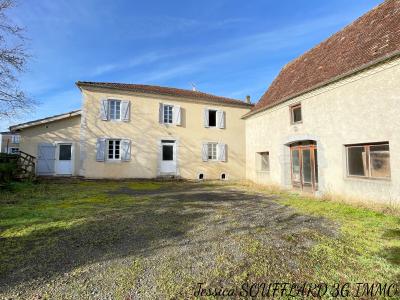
[345,176,391,183]
[105,159,122,163]
[256,170,270,173]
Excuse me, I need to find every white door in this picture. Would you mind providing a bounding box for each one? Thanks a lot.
[55,143,73,175]
[160,140,176,174]
[37,143,56,175]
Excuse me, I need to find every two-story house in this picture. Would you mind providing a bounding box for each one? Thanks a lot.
[10,84,252,179]
[0,132,20,154]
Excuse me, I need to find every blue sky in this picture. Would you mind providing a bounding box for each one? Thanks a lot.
[2,0,382,131]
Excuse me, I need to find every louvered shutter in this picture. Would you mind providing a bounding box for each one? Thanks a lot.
[203,108,209,128]
[100,99,109,121]
[202,143,208,161]
[218,143,227,162]
[121,139,131,161]
[173,105,181,125]
[96,138,106,161]
[217,110,225,129]
[121,101,130,122]
[159,103,164,124]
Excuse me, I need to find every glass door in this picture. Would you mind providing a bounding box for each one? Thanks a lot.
[290,143,318,192]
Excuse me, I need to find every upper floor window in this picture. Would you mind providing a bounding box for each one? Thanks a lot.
[11,135,20,144]
[163,104,173,124]
[204,108,225,129]
[257,151,270,171]
[109,100,121,120]
[100,99,130,122]
[290,103,302,124]
[159,103,181,125]
[346,142,390,179]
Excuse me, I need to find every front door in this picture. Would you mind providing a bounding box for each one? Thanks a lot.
[160,140,176,174]
[290,143,318,192]
[55,143,73,175]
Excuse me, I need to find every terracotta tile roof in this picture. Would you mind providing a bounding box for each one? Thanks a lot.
[76,81,253,108]
[247,0,400,117]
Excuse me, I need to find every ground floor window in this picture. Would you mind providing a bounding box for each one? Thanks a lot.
[346,142,390,179]
[108,139,121,160]
[8,147,19,154]
[207,143,217,160]
[257,151,270,171]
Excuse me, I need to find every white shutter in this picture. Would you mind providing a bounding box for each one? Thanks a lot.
[173,105,181,125]
[202,143,208,161]
[203,108,209,128]
[121,139,131,161]
[218,143,227,162]
[217,110,225,129]
[96,138,106,161]
[121,101,130,122]
[159,103,164,124]
[100,99,109,121]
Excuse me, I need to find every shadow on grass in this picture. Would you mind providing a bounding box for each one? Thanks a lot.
[0,195,205,290]
[381,229,400,266]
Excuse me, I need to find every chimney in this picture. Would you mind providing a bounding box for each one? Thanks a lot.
[246,95,251,104]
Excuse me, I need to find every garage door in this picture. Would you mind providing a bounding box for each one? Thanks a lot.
[37,143,56,175]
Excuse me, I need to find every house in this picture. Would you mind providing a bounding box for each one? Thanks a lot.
[10,84,252,179]
[244,0,400,203]
[0,132,20,154]
[9,0,400,203]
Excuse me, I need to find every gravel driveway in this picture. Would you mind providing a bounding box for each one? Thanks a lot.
[1,182,337,299]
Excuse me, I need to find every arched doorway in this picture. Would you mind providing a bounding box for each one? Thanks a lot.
[290,140,318,192]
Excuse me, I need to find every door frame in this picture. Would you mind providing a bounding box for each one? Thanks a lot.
[55,141,74,176]
[158,138,178,175]
[290,143,318,192]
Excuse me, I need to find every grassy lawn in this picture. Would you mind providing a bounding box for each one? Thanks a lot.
[1,180,399,299]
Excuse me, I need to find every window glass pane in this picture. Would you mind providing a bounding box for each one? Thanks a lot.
[208,110,217,127]
[292,106,302,123]
[109,100,121,120]
[291,149,300,182]
[59,144,72,160]
[370,144,390,178]
[259,152,269,171]
[162,145,173,161]
[163,105,173,123]
[208,143,216,160]
[302,149,312,183]
[108,140,114,159]
[347,146,367,176]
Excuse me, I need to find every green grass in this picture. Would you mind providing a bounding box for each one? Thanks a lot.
[280,193,400,283]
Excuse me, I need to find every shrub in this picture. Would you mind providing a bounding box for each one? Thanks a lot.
[0,153,18,184]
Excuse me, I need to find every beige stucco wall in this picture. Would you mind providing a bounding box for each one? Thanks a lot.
[246,56,400,203]
[80,87,250,179]
[18,116,81,175]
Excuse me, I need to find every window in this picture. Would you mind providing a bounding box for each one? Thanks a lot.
[207,143,217,160]
[163,105,173,124]
[109,100,121,120]
[220,173,227,180]
[9,147,19,154]
[108,139,121,160]
[258,152,270,171]
[346,143,390,179]
[208,110,217,127]
[290,104,302,124]
[59,144,72,160]
[198,173,204,180]
[11,135,20,144]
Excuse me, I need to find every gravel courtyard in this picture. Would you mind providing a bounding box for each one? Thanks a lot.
[1,180,399,299]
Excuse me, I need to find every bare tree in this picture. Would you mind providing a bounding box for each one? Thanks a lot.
[0,0,33,119]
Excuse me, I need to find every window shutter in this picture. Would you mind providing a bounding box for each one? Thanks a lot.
[217,110,225,129]
[173,105,181,125]
[159,103,164,124]
[100,99,109,121]
[96,138,106,161]
[121,101,130,122]
[121,139,131,161]
[218,143,227,162]
[203,108,209,128]
[202,143,208,161]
